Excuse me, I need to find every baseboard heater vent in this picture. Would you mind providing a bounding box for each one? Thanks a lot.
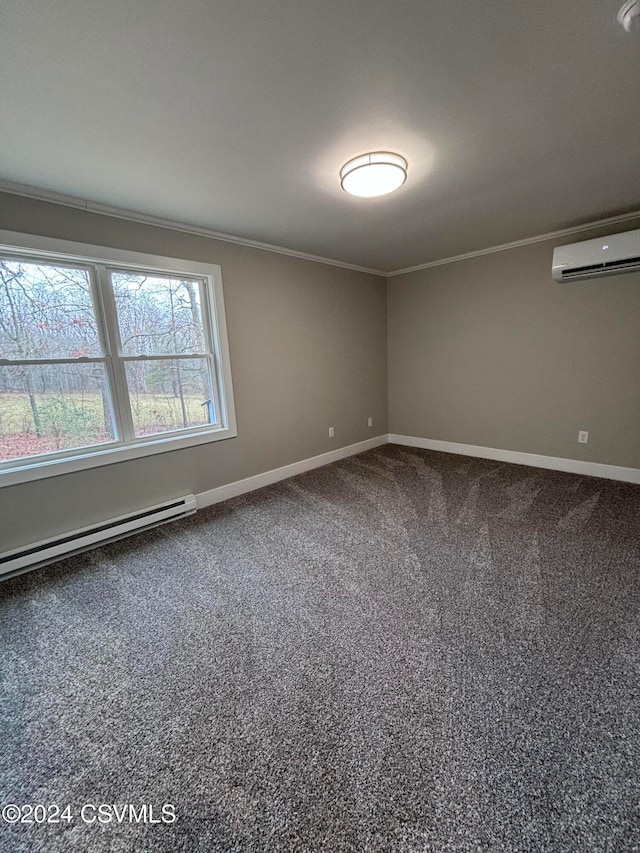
[0,494,197,581]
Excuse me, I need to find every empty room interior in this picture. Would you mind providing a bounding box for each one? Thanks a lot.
[1,1,640,851]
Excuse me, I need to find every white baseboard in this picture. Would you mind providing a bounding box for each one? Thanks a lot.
[196,431,639,510]
[197,435,389,508]
[388,434,640,485]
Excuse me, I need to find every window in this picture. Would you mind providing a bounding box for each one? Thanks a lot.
[0,231,236,487]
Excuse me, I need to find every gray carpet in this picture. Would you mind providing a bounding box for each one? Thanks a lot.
[1,444,640,853]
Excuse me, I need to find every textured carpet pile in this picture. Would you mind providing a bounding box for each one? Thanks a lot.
[1,445,640,852]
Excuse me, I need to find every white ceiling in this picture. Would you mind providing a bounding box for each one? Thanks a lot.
[1,0,639,273]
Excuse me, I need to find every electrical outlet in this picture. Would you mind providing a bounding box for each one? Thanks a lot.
[578,430,589,444]
[368,417,373,428]
[328,426,335,438]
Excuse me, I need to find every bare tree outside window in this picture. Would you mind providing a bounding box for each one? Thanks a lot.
[0,259,217,464]
[112,272,213,437]
[0,260,112,460]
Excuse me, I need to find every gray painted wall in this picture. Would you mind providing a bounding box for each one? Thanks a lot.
[2,192,639,555]
[388,219,640,469]
[0,193,387,552]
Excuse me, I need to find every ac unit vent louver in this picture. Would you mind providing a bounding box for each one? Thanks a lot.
[559,254,640,281]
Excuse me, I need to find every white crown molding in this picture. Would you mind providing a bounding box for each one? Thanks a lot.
[2,178,640,278]
[388,434,640,484]
[0,179,385,277]
[387,208,640,277]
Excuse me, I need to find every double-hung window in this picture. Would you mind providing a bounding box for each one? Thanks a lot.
[0,231,236,486]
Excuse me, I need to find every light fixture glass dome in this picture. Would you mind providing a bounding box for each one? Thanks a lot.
[340,152,407,198]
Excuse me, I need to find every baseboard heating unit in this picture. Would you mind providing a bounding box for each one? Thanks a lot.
[0,494,197,581]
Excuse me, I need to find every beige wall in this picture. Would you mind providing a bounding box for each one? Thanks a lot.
[2,191,639,554]
[0,193,387,552]
[388,219,640,469]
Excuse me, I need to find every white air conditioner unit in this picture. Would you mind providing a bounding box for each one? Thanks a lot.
[552,227,640,282]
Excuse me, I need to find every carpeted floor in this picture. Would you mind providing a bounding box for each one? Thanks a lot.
[1,444,640,852]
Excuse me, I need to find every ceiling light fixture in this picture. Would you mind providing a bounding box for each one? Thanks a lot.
[618,0,640,30]
[340,152,407,198]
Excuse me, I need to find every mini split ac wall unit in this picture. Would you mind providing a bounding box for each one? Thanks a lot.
[552,228,640,281]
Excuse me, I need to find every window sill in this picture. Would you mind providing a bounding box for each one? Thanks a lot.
[0,425,238,488]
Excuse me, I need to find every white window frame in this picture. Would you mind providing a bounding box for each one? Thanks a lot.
[0,230,237,488]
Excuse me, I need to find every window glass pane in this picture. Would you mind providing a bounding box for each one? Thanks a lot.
[125,358,214,437]
[112,272,207,356]
[0,259,101,360]
[0,363,116,462]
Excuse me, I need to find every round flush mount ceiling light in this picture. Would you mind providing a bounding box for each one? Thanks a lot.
[340,152,408,198]
[618,0,640,31]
